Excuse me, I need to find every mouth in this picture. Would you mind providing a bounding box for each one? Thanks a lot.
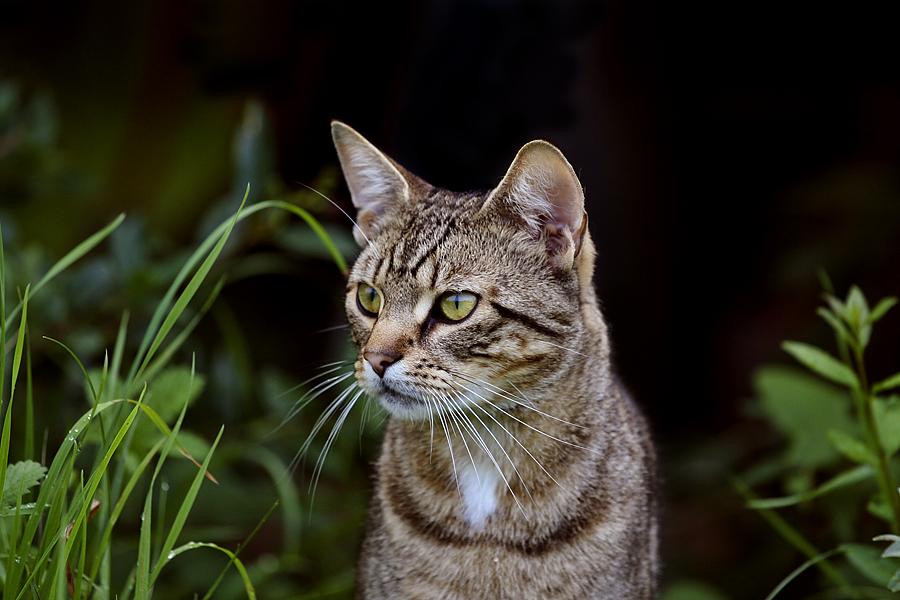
[372,384,432,420]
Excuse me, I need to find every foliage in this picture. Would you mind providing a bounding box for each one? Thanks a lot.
[0,81,374,598]
[738,280,900,599]
[0,154,376,600]
[0,199,264,598]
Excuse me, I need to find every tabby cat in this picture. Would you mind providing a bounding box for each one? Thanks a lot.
[330,121,659,599]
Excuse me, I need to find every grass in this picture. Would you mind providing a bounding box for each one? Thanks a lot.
[0,187,357,599]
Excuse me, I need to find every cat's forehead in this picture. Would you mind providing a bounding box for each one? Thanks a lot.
[350,189,522,293]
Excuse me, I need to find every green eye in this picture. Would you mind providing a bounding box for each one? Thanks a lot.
[357,284,382,316]
[437,291,478,321]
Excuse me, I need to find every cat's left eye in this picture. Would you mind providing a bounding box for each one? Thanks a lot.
[437,291,478,321]
[357,283,382,316]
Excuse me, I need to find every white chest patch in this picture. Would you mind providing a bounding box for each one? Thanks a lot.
[457,457,502,528]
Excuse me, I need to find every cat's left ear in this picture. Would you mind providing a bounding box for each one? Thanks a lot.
[484,140,588,270]
[332,121,412,246]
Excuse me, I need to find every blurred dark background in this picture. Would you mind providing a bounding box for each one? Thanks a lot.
[2,0,899,598]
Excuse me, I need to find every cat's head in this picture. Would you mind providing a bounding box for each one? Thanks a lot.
[332,121,598,421]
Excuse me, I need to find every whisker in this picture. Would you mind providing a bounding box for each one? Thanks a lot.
[425,390,437,460]
[309,388,364,501]
[449,377,597,457]
[291,383,359,475]
[449,370,587,432]
[531,339,589,357]
[444,392,528,516]
[282,369,356,425]
[453,384,570,495]
[428,391,462,497]
[314,324,350,334]
[297,182,381,258]
[275,361,352,401]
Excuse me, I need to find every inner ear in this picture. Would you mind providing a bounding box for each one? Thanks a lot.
[332,121,410,245]
[482,140,587,268]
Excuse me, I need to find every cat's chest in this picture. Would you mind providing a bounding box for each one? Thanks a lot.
[457,454,503,527]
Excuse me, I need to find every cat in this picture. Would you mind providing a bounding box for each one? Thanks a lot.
[330,121,659,599]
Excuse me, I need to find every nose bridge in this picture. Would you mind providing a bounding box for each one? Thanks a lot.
[364,314,413,357]
[363,313,414,377]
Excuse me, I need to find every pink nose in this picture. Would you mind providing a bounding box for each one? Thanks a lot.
[364,351,398,377]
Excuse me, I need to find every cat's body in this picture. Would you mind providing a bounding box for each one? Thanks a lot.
[331,122,658,599]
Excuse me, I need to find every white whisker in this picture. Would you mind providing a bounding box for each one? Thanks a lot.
[428,391,462,497]
[453,383,571,495]
[532,338,589,357]
[309,388,364,501]
[449,370,588,434]
[314,324,350,334]
[282,369,356,425]
[297,182,381,258]
[444,392,527,516]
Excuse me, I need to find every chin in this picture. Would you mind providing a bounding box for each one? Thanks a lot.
[376,390,433,422]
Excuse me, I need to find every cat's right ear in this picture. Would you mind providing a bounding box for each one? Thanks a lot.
[483,140,588,271]
[331,121,410,246]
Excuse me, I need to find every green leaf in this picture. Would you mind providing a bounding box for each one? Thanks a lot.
[868,494,895,523]
[845,285,870,330]
[659,580,733,600]
[875,534,900,559]
[868,296,897,325]
[781,341,859,389]
[873,395,900,457]
[1,461,46,508]
[816,307,856,351]
[842,542,900,587]
[828,430,876,464]
[145,366,206,421]
[824,293,847,322]
[754,365,856,467]
[747,464,874,509]
[873,372,900,395]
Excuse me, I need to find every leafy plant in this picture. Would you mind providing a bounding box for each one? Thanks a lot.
[739,280,900,598]
[0,194,295,599]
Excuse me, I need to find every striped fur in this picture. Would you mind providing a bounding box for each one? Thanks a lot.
[332,121,658,599]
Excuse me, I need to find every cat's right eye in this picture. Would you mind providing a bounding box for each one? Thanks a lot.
[357,283,382,316]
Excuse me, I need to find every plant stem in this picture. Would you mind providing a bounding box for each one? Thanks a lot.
[732,477,856,595]
[853,347,900,534]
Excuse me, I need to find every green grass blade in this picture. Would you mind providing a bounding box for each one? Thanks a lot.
[13,398,142,600]
[0,285,28,529]
[55,398,144,597]
[763,547,844,600]
[169,542,257,600]
[88,437,166,588]
[0,220,6,406]
[127,188,249,392]
[200,499,278,600]
[268,199,349,275]
[135,483,153,600]
[149,425,224,588]
[747,464,875,509]
[139,276,226,388]
[5,214,124,329]
[43,336,100,404]
[24,337,34,461]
